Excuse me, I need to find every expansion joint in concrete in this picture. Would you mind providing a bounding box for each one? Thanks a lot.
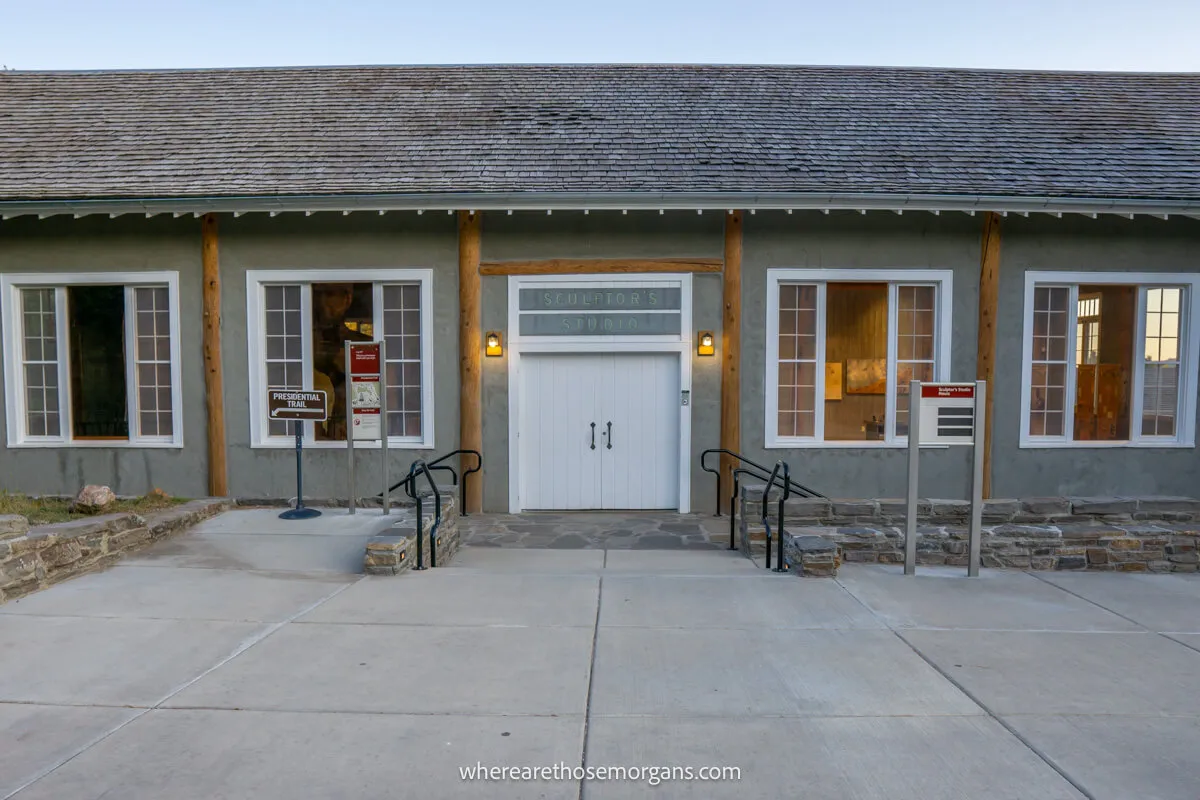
[831,575,1097,800]
[1025,570,1200,658]
[578,575,604,800]
[0,577,360,800]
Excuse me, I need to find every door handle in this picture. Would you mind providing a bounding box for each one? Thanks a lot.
[606,421,613,449]
[590,422,596,450]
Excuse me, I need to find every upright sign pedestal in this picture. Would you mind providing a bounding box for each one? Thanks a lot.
[267,389,329,521]
[346,341,388,515]
[905,381,987,577]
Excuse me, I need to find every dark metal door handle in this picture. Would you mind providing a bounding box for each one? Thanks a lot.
[590,422,596,450]
[606,421,613,449]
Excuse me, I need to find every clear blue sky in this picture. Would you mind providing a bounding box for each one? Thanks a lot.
[1,0,1197,72]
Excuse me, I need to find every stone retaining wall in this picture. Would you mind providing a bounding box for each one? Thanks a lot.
[0,499,231,603]
[740,486,1199,574]
[740,486,1200,527]
[363,493,460,575]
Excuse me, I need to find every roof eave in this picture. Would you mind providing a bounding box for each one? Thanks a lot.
[3,191,1200,220]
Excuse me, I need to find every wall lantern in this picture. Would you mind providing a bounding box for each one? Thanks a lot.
[697,331,715,357]
[485,331,504,357]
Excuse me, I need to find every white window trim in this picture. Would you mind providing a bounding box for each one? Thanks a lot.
[1020,271,1200,449]
[1,271,184,448]
[764,268,954,449]
[245,268,435,449]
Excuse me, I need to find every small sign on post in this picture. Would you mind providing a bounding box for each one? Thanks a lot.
[346,341,389,516]
[267,389,328,520]
[905,381,986,577]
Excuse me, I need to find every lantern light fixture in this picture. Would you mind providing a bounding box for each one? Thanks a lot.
[697,331,715,357]
[485,331,503,357]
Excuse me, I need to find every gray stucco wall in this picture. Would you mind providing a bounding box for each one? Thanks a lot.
[2,210,1196,504]
[0,216,208,496]
[217,212,460,499]
[739,211,981,500]
[480,211,724,511]
[991,215,1200,497]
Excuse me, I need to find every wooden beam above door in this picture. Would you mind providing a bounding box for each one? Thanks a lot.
[479,258,722,276]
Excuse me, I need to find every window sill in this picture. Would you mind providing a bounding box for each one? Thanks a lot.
[7,439,183,449]
[251,438,431,450]
[765,439,949,450]
[1019,439,1194,450]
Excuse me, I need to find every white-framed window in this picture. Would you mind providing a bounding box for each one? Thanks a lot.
[1,271,183,448]
[246,269,434,448]
[765,269,953,448]
[1020,272,1200,448]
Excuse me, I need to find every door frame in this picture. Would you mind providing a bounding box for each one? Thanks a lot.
[507,273,694,513]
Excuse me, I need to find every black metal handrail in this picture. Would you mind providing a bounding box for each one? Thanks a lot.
[761,460,791,573]
[387,449,481,516]
[700,448,825,518]
[404,460,443,570]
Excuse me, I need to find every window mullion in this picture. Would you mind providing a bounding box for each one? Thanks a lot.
[884,282,898,444]
[123,286,139,443]
[1130,286,1148,443]
[1064,285,1079,442]
[814,282,827,444]
[55,286,71,443]
[1183,287,1193,445]
[765,276,780,445]
[301,283,315,441]
[374,282,390,443]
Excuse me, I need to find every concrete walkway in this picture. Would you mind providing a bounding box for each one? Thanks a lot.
[2,510,1199,798]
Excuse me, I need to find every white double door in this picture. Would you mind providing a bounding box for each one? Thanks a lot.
[521,352,680,510]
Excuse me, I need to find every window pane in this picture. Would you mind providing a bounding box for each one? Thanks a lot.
[776,283,818,437]
[1044,411,1064,436]
[382,283,422,439]
[1028,286,1070,438]
[310,282,374,441]
[826,283,887,441]
[68,286,128,439]
[131,287,176,437]
[894,285,936,438]
[265,284,306,437]
[1142,287,1184,438]
[1072,286,1134,441]
[895,361,934,437]
[778,411,796,437]
[20,289,61,438]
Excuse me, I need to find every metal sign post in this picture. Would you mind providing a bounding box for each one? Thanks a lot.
[904,382,921,576]
[346,341,387,515]
[267,389,328,521]
[968,382,986,577]
[380,340,389,515]
[904,380,986,577]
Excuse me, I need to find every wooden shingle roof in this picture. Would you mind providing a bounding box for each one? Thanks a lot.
[2,64,1199,202]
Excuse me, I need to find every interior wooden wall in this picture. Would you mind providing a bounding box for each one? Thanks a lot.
[1076,284,1135,440]
[824,283,888,441]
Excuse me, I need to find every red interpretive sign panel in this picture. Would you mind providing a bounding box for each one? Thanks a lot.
[921,384,975,399]
[348,342,383,441]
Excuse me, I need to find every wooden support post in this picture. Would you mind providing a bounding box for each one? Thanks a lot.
[458,211,483,513]
[201,213,228,497]
[721,211,743,514]
[976,211,1002,499]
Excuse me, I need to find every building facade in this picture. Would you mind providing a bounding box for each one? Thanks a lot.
[1,65,1198,510]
